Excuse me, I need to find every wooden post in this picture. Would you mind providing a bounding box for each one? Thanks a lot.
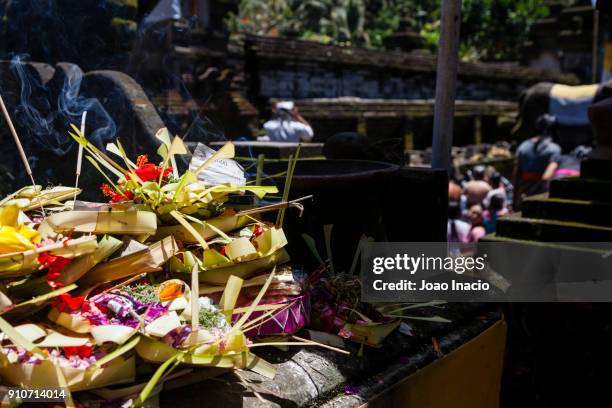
[474,116,482,145]
[432,0,462,170]
[593,8,600,83]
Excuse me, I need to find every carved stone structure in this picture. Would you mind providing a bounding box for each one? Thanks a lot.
[524,0,610,82]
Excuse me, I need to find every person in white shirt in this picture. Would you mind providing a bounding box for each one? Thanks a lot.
[259,101,314,143]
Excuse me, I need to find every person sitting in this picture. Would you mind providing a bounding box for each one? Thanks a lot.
[467,204,487,243]
[463,165,492,207]
[259,101,314,143]
[514,114,562,209]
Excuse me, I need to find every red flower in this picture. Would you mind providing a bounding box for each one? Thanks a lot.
[38,252,71,288]
[53,293,89,313]
[63,345,93,359]
[134,163,172,182]
[110,190,134,203]
[101,183,116,198]
[251,225,264,240]
[338,327,353,339]
[101,184,134,203]
[136,154,148,167]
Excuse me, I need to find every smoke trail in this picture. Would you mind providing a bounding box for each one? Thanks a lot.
[9,55,57,152]
[9,54,116,156]
[56,64,116,149]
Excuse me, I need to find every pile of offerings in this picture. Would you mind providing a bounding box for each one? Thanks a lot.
[0,116,447,406]
[0,125,313,406]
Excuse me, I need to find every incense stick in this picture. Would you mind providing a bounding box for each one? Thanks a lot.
[255,154,264,186]
[74,111,88,205]
[191,264,199,332]
[0,93,45,215]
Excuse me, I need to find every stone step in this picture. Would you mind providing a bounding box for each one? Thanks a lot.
[549,177,612,202]
[478,235,612,291]
[521,194,612,227]
[495,214,612,241]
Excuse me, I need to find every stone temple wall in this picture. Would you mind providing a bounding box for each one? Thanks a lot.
[247,35,578,103]
[244,35,578,143]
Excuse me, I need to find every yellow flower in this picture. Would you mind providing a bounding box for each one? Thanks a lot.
[0,205,40,254]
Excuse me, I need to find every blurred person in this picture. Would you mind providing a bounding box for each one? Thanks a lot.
[483,171,508,210]
[553,145,591,179]
[467,204,487,242]
[484,195,509,234]
[514,114,561,209]
[449,180,462,202]
[448,201,470,243]
[259,101,314,143]
[463,165,491,207]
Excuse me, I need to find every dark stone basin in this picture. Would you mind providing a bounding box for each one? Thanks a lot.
[254,159,400,272]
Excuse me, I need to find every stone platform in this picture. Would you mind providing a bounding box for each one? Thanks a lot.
[485,157,612,406]
[494,159,612,240]
[157,305,501,407]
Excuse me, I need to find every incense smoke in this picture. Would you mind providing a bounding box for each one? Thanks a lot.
[7,54,117,190]
[57,64,117,149]
[10,54,116,154]
[10,55,56,152]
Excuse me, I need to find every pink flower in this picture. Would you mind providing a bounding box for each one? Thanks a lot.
[338,327,353,339]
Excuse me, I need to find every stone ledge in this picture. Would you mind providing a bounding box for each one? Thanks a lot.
[294,98,518,119]
[159,305,501,407]
[208,141,324,159]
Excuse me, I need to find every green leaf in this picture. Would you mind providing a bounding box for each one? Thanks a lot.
[134,350,182,407]
[323,224,334,275]
[173,171,197,201]
[230,266,276,333]
[94,335,140,368]
[181,213,232,243]
[11,284,78,309]
[301,233,324,265]
[86,156,122,187]
[277,145,301,226]
[0,315,45,358]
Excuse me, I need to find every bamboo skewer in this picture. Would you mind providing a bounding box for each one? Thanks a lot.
[237,195,312,217]
[0,93,45,215]
[101,273,148,295]
[74,111,88,206]
[291,335,351,355]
